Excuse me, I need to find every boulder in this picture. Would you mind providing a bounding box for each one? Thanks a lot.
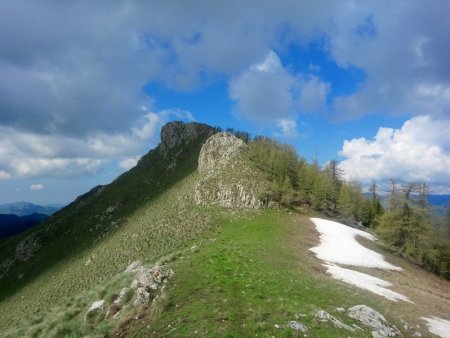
[347,305,400,337]
[288,321,307,332]
[84,299,105,322]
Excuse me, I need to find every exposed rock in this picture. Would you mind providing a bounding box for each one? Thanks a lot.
[159,121,215,156]
[131,265,174,305]
[114,287,130,304]
[0,257,15,280]
[198,132,245,174]
[15,233,41,262]
[347,305,400,337]
[125,260,143,273]
[195,132,264,209]
[130,279,139,289]
[84,299,105,322]
[336,307,346,313]
[288,321,307,332]
[316,310,355,331]
[134,287,151,305]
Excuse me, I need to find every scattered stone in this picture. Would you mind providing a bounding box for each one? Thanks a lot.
[347,305,400,337]
[84,299,105,322]
[316,310,355,331]
[274,324,283,329]
[112,310,121,319]
[288,321,307,332]
[413,332,422,337]
[336,307,346,313]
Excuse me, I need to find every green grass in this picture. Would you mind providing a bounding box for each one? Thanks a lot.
[129,210,374,337]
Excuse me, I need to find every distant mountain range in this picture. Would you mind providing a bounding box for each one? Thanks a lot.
[0,201,62,217]
[0,202,63,240]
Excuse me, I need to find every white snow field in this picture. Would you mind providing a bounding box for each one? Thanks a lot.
[309,218,411,303]
[421,316,450,338]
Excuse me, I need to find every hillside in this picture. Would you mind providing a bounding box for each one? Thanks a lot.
[0,121,449,337]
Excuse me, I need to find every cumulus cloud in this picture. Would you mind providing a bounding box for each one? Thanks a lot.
[229,51,329,136]
[339,115,450,191]
[119,157,140,171]
[30,184,44,190]
[0,109,193,179]
[229,51,297,123]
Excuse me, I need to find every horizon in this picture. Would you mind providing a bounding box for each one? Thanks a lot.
[1,1,449,204]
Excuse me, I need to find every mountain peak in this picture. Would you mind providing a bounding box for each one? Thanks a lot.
[159,121,216,154]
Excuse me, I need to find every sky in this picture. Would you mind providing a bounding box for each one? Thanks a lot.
[0,0,449,205]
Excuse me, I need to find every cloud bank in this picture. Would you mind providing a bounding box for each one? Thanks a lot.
[339,115,450,192]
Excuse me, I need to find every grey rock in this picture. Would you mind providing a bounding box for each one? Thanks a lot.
[195,132,263,209]
[134,287,150,305]
[84,299,105,322]
[15,233,41,262]
[114,287,130,304]
[159,121,215,156]
[288,321,307,332]
[125,260,143,273]
[316,310,355,331]
[130,279,139,289]
[348,305,400,337]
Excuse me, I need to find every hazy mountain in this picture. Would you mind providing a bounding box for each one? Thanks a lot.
[0,202,61,217]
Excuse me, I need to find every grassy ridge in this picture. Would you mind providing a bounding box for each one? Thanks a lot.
[130,211,377,337]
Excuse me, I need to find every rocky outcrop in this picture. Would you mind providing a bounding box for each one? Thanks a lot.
[124,261,174,306]
[15,233,41,262]
[348,305,400,337]
[195,132,264,209]
[159,121,216,156]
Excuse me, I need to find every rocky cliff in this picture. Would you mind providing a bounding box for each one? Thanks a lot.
[195,132,265,209]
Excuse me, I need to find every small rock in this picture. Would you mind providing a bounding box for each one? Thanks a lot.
[84,299,105,322]
[288,321,307,332]
[274,324,282,329]
[348,305,399,337]
[336,307,346,313]
[413,332,422,337]
[112,310,121,319]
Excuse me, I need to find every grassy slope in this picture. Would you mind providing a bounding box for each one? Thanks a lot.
[0,126,215,330]
[129,210,381,337]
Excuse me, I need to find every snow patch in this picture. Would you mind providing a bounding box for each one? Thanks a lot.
[310,218,400,270]
[325,264,412,302]
[310,218,411,303]
[421,316,450,338]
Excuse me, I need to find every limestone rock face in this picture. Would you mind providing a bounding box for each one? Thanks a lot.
[159,121,215,155]
[15,233,41,262]
[198,132,245,174]
[195,132,263,209]
[347,305,400,337]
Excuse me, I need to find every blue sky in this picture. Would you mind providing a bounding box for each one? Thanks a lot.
[0,1,449,204]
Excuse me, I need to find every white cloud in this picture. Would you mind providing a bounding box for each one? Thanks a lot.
[339,115,450,191]
[0,110,193,179]
[229,51,296,123]
[275,119,298,139]
[30,184,44,190]
[119,157,140,171]
[298,76,331,112]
